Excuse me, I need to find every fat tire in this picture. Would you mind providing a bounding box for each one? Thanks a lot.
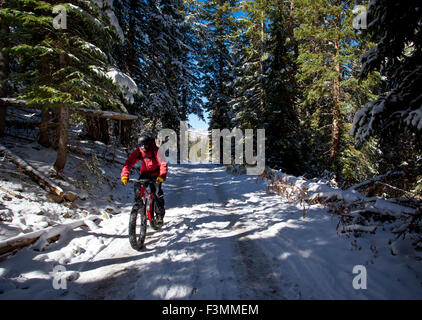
[129,201,147,251]
[149,198,162,230]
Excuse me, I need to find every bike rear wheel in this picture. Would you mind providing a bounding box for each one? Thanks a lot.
[128,201,147,251]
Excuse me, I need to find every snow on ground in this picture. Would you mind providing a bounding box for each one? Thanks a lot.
[0,135,422,299]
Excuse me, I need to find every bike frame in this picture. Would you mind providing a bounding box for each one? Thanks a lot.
[139,183,155,222]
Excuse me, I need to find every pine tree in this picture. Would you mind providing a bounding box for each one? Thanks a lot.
[113,0,202,137]
[1,0,127,171]
[353,0,422,144]
[231,0,268,130]
[352,0,422,193]
[199,0,238,131]
[294,0,345,170]
[3,0,125,110]
[293,0,380,183]
[262,0,302,174]
[228,0,302,173]
[138,0,178,128]
[0,0,9,136]
[158,0,200,128]
[176,0,204,123]
[112,0,147,146]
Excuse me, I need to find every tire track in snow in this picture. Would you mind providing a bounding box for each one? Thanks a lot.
[70,213,143,299]
[212,181,286,299]
[72,164,289,299]
[72,166,198,299]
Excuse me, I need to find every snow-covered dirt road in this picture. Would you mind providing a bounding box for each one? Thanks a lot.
[63,164,294,300]
[1,164,422,299]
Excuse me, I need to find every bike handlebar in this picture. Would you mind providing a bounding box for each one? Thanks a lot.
[129,178,158,185]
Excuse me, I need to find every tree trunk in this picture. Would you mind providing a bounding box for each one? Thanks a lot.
[113,120,120,137]
[0,100,6,136]
[259,12,265,112]
[53,104,69,172]
[288,0,299,90]
[330,68,341,163]
[52,54,67,150]
[330,22,341,167]
[84,115,109,144]
[0,15,9,136]
[39,56,51,146]
[288,0,299,60]
[180,65,188,122]
[84,113,99,141]
[0,216,100,256]
[51,108,60,148]
[120,120,133,147]
[125,0,136,77]
[99,117,110,145]
[39,108,51,147]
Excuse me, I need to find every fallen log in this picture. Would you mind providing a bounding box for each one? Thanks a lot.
[342,224,377,234]
[4,133,36,142]
[73,108,138,121]
[0,186,25,199]
[0,216,100,256]
[0,144,64,196]
[0,98,137,121]
[347,171,405,192]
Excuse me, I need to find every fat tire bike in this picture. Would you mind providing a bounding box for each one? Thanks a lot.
[128,178,163,251]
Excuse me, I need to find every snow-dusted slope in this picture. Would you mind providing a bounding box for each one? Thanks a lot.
[1,159,421,299]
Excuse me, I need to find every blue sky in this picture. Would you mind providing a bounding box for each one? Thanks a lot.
[188,113,209,130]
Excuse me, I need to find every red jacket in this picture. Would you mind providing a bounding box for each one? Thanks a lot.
[121,144,168,179]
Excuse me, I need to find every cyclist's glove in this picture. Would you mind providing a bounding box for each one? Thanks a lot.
[156,176,166,183]
[121,176,128,185]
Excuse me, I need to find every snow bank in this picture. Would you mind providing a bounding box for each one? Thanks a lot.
[263,168,418,216]
[258,167,421,259]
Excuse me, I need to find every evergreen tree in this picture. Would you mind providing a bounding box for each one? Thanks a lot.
[231,0,268,130]
[262,0,302,174]
[229,0,302,174]
[293,0,380,183]
[176,0,204,123]
[0,0,10,136]
[2,0,125,110]
[353,0,422,144]
[1,0,126,170]
[199,0,238,131]
[112,0,149,146]
[113,0,202,136]
[157,0,202,128]
[352,0,422,193]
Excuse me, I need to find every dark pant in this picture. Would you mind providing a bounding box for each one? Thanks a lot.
[134,173,165,217]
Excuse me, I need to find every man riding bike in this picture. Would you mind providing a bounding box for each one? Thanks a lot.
[121,133,168,226]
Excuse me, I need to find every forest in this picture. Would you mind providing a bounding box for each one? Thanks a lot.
[0,0,421,197]
[0,0,422,301]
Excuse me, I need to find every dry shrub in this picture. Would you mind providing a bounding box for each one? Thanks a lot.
[260,170,308,216]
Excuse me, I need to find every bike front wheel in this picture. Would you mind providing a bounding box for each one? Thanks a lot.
[128,201,147,251]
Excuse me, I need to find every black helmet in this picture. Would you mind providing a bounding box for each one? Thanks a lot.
[138,133,154,147]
